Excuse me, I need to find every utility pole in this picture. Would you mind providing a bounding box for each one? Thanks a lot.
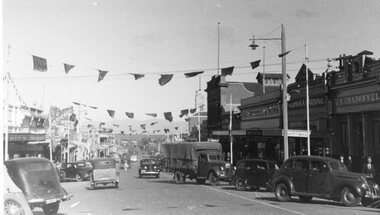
[281,24,289,160]
[229,95,233,164]
[305,43,311,155]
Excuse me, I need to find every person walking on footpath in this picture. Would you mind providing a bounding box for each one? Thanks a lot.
[362,156,376,178]
[345,155,353,172]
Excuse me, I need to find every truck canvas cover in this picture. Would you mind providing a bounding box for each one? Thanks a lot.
[163,142,222,170]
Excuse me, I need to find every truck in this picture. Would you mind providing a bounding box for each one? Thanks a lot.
[162,142,233,185]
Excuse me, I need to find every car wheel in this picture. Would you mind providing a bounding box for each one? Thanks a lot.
[174,171,185,184]
[76,174,83,182]
[4,198,26,215]
[59,171,66,182]
[42,202,59,215]
[235,177,246,191]
[341,187,362,207]
[208,171,220,186]
[115,181,119,188]
[196,179,206,184]
[90,184,95,190]
[275,183,291,202]
[299,196,313,203]
[156,174,160,179]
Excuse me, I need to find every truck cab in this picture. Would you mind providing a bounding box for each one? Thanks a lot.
[197,152,231,185]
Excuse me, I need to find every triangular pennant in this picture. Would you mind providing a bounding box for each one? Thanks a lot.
[175,126,179,130]
[113,124,119,128]
[184,71,204,78]
[146,113,157,117]
[278,51,291,58]
[121,131,125,134]
[64,63,75,74]
[131,73,145,80]
[87,124,93,128]
[150,122,158,126]
[221,66,234,76]
[33,55,47,72]
[98,70,108,82]
[99,122,105,127]
[180,109,189,118]
[140,124,146,130]
[125,112,134,119]
[89,106,98,109]
[164,112,173,122]
[158,74,174,86]
[190,108,196,114]
[107,109,115,118]
[250,60,261,70]
[72,101,81,105]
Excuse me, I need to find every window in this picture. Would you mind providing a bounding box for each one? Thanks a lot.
[237,161,246,169]
[294,160,307,170]
[283,160,294,169]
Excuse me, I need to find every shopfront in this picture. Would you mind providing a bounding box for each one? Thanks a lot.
[328,51,380,178]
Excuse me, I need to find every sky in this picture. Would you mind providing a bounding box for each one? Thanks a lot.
[3,0,380,127]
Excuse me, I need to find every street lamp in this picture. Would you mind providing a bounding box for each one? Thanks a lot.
[249,24,290,160]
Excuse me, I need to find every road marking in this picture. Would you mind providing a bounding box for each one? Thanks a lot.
[202,186,306,215]
[70,201,81,208]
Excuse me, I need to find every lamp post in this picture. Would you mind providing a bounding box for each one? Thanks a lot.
[249,24,290,160]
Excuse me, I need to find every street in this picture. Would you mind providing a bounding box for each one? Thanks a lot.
[32,162,379,215]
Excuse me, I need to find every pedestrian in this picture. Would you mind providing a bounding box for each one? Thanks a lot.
[339,155,345,164]
[362,156,376,178]
[345,155,353,172]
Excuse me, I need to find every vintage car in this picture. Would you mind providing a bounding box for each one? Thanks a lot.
[230,159,278,191]
[4,165,34,215]
[4,158,72,215]
[271,156,380,206]
[90,157,119,189]
[138,158,160,178]
[59,160,93,182]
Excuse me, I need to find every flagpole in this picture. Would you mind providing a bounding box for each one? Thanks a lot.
[49,109,53,162]
[229,94,233,164]
[263,46,266,94]
[305,43,311,156]
[217,22,220,76]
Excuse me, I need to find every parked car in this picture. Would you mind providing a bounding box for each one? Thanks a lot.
[59,160,93,182]
[4,165,33,215]
[130,155,138,162]
[271,155,380,206]
[230,159,278,191]
[4,158,72,215]
[138,158,160,178]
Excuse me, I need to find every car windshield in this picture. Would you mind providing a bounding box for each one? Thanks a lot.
[329,161,347,171]
[208,154,222,161]
[141,159,157,165]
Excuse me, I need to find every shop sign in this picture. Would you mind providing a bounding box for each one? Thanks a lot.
[241,104,280,120]
[284,129,309,137]
[335,91,380,107]
[288,97,325,109]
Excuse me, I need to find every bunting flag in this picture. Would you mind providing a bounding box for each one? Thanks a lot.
[140,124,146,130]
[87,124,93,128]
[125,112,134,119]
[113,124,119,128]
[150,122,158,126]
[184,71,204,78]
[99,122,105,127]
[159,74,173,86]
[128,125,133,131]
[131,73,145,80]
[89,106,98,109]
[64,63,75,74]
[107,109,115,118]
[153,130,160,134]
[98,70,108,82]
[146,113,157,117]
[180,109,189,118]
[221,66,234,76]
[164,112,173,122]
[250,60,261,70]
[121,131,125,134]
[84,117,92,121]
[33,55,47,72]
[72,101,81,105]
[190,108,196,114]
[175,126,179,130]
[164,128,170,134]
[278,51,291,58]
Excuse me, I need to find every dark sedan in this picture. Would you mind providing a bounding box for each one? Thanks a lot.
[138,158,160,178]
[230,159,278,191]
[59,160,93,182]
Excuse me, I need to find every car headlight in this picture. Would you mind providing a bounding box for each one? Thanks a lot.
[220,166,224,171]
[144,166,147,169]
[154,166,156,169]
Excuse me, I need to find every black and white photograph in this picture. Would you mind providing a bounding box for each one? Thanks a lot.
[2,0,380,214]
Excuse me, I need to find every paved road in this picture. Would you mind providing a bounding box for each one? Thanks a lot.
[33,162,379,215]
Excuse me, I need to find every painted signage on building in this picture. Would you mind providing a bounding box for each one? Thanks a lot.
[335,91,380,107]
[288,97,325,109]
[241,104,280,120]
